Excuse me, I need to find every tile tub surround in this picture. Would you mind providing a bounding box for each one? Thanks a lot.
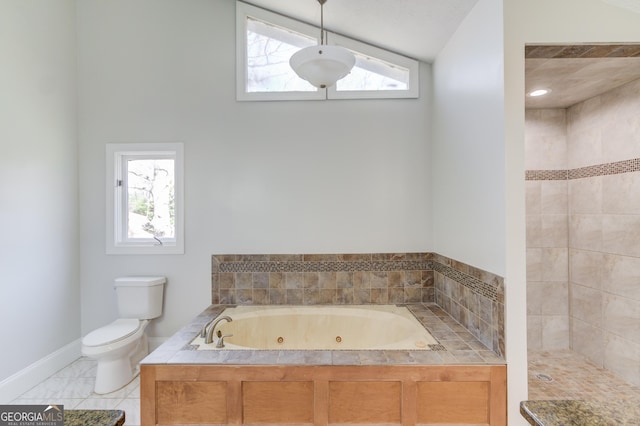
[211,253,434,306]
[431,253,505,357]
[211,252,505,358]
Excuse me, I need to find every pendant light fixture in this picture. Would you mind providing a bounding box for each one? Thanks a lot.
[289,0,355,89]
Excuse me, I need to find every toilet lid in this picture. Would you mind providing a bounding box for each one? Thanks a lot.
[83,319,141,347]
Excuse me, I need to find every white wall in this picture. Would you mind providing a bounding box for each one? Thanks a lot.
[504,0,640,423]
[431,0,505,278]
[77,0,432,337]
[0,1,79,382]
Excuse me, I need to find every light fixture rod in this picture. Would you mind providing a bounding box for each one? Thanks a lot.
[318,0,326,45]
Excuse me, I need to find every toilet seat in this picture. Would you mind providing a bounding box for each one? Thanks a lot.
[83,319,141,347]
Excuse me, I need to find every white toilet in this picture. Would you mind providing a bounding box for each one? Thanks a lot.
[82,276,166,394]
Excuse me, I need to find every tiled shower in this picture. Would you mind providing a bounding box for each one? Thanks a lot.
[526,77,640,387]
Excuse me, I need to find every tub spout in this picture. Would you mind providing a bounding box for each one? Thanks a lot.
[200,314,230,338]
[205,316,232,344]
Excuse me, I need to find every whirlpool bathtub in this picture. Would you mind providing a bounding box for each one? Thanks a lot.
[190,304,439,350]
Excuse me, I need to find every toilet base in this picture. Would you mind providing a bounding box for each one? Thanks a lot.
[93,335,149,394]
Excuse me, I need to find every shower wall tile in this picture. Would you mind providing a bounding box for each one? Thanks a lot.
[569,249,602,290]
[604,333,640,387]
[527,316,542,350]
[567,96,603,169]
[602,172,640,214]
[568,214,602,251]
[571,318,604,366]
[567,126,603,169]
[541,316,569,350]
[566,78,640,387]
[527,282,544,315]
[525,108,571,350]
[570,283,603,325]
[526,215,542,247]
[526,248,543,281]
[541,181,568,214]
[541,282,569,316]
[599,79,640,164]
[602,214,640,257]
[569,176,602,214]
[540,248,568,281]
[526,181,542,213]
[541,215,568,247]
[528,282,569,317]
[525,109,568,170]
[602,254,640,301]
[603,294,640,344]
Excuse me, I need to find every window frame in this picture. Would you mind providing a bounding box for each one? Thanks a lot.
[236,1,420,101]
[327,33,420,99]
[236,2,325,101]
[106,142,184,255]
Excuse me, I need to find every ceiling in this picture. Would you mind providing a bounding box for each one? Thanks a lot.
[525,45,640,109]
[242,0,479,62]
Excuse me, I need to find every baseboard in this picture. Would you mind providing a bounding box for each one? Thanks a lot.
[0,338,82,404]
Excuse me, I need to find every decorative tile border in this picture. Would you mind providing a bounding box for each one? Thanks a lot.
[569,158,640,179]
[525,158,640,181]
[431,262,498,302]
[218,259,432,273]
[525,170,569,181]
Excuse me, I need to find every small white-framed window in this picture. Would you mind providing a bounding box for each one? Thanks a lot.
[106,143,184,255]
[236,1,419,101]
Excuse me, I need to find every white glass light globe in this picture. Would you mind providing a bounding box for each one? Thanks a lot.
[290,45,356,89]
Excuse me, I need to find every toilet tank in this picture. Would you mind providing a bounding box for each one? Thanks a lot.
[114,276,166,319]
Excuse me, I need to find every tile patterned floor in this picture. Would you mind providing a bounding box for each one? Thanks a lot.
[528,349,640,404]
[11,358,140,426]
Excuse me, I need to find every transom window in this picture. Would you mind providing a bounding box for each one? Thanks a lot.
[236,1,419,101]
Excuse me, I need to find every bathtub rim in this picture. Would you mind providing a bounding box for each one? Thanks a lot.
[141,303,506,366]
[189,304,440,351]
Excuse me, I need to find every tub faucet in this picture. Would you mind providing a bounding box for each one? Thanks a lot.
[204,316,232,344]
[200,315,230,338]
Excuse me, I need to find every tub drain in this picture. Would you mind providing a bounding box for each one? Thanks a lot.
[535,373,553,382]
